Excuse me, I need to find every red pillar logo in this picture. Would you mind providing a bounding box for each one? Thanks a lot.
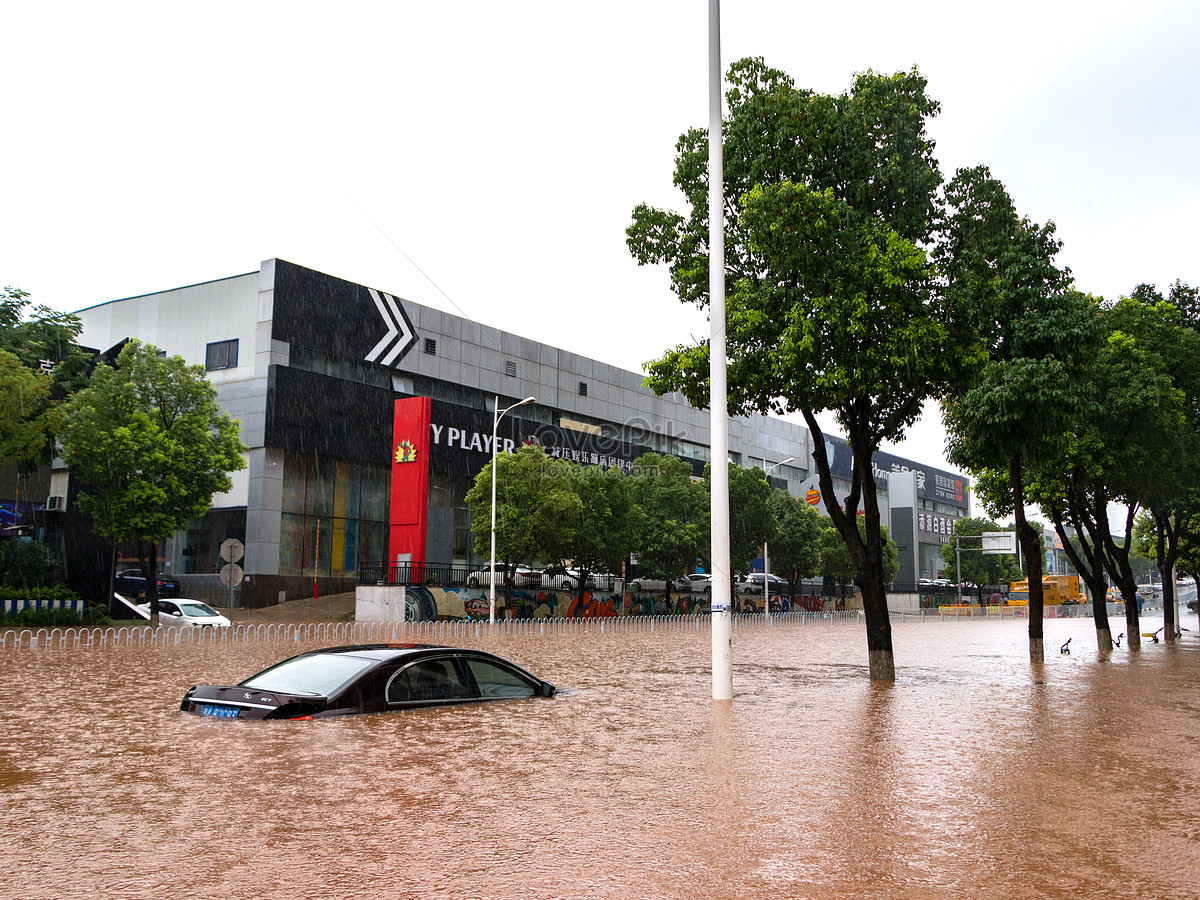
[395,440,418,463]
[389,398,432,565]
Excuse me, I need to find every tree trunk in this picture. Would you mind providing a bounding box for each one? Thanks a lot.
[802,408,894,681]
[142,540,160,629]
[1100,505,1142,650]
[1053,516,1112,651]
[851,431,894,682]
[857,557,895,681]
[1089,577,1113,650]
[1011,459,1043,663]
[1155,511,1178,642]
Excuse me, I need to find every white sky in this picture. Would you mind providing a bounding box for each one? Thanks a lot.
[4,1,1198,490]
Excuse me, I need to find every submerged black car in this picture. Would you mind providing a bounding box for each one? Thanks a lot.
[180,644,556,719]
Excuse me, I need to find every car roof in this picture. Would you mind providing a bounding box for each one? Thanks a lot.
[295,643,457,663]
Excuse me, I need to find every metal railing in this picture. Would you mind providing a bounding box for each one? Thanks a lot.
[0,610,875,650]
[6,601,1133,651]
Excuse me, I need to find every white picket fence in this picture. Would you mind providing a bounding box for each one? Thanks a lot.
[0,610,869,650]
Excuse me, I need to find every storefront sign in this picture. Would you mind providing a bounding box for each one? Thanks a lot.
[390,397,432,564]
[917,511,956,545]
[824,434,968,509]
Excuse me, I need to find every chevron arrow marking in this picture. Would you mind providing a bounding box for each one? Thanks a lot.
[365,288,416,366]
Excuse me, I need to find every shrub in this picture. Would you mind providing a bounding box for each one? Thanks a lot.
[0,540,63,589]
[0,584,98,627]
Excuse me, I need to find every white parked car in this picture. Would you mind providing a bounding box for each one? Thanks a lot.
[737,573,789,594]
[466,564,537,587]
[558,568,618,590]
[674,573,713,593]
[137,598,231,628]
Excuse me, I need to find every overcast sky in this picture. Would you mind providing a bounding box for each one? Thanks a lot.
[5,1,1198,487]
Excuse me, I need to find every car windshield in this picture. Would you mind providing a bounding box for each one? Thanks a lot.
[180,602,219,617]
[241,654,377,696]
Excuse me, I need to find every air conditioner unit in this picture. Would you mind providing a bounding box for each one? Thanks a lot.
[46,495,66,511]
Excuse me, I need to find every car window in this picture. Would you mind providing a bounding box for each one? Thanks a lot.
[180,602,218,617]
[387,659,466,703]
[464,658,538,699]
[242,654,377,696]
[160,603,180,616]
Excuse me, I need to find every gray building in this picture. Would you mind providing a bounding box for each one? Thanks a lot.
[67,259,969,605]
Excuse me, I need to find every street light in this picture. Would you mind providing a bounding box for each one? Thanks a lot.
[489,395,536,624]
[763,457,795,622]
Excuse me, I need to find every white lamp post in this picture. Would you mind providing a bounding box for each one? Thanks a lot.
[708,0,733,701]
[763,457,794,622]
[489,395,536,624]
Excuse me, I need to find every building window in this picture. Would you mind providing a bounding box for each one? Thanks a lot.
[205,339,238,371]
[278,452,390,577]
[579,381,588,396]
[506,360,517,377]
[424,338,437,355]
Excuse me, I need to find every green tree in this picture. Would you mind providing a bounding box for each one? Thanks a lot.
[0,539,63,589]
[1124,282,1200,639]
[939,165,1098,661]
[0,351,51,469]
[766,490,821,598]
[628,59,967,680]
[57,341,247,623]
[1174,506,1200,586]
[708,462,774,578]
[818,514,898,596]
[464,445,581,607]
[1028,295,1193,649]
[0,287,91,470]
[554,463,644,605]
[630,453,708,608]
[939,517,1020,589]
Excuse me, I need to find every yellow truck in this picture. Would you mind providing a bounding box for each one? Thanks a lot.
[1007,575,1084,606]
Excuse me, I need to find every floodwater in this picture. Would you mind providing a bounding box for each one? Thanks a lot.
[1,614,1197,900]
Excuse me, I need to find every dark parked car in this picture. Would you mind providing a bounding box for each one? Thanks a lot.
[115,568,181,598]
[180,644,557,719]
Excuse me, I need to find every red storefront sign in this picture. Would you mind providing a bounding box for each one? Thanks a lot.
[389,397,432,565]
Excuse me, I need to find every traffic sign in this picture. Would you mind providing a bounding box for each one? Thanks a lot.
[220,538,244,563]
[220,563,244,587]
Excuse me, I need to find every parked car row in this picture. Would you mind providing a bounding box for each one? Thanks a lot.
[625,573,790,594]
[450,565,809,595]
[465,565,619,591]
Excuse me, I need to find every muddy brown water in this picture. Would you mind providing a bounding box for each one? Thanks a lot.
[1,614,1197,900]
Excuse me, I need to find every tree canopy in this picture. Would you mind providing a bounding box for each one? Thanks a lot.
[628,59,980,679]
[708,462,774,577]
[57,340,247,616]
[463,445,581,601]
[766,490,821,593]
[0,287,91,470]
[939,162,1099,660]
[1032,289,1200,647]
[0,350,51,470]
[629,453,708,594]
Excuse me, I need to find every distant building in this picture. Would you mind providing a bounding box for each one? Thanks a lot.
[57,259,971,605]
